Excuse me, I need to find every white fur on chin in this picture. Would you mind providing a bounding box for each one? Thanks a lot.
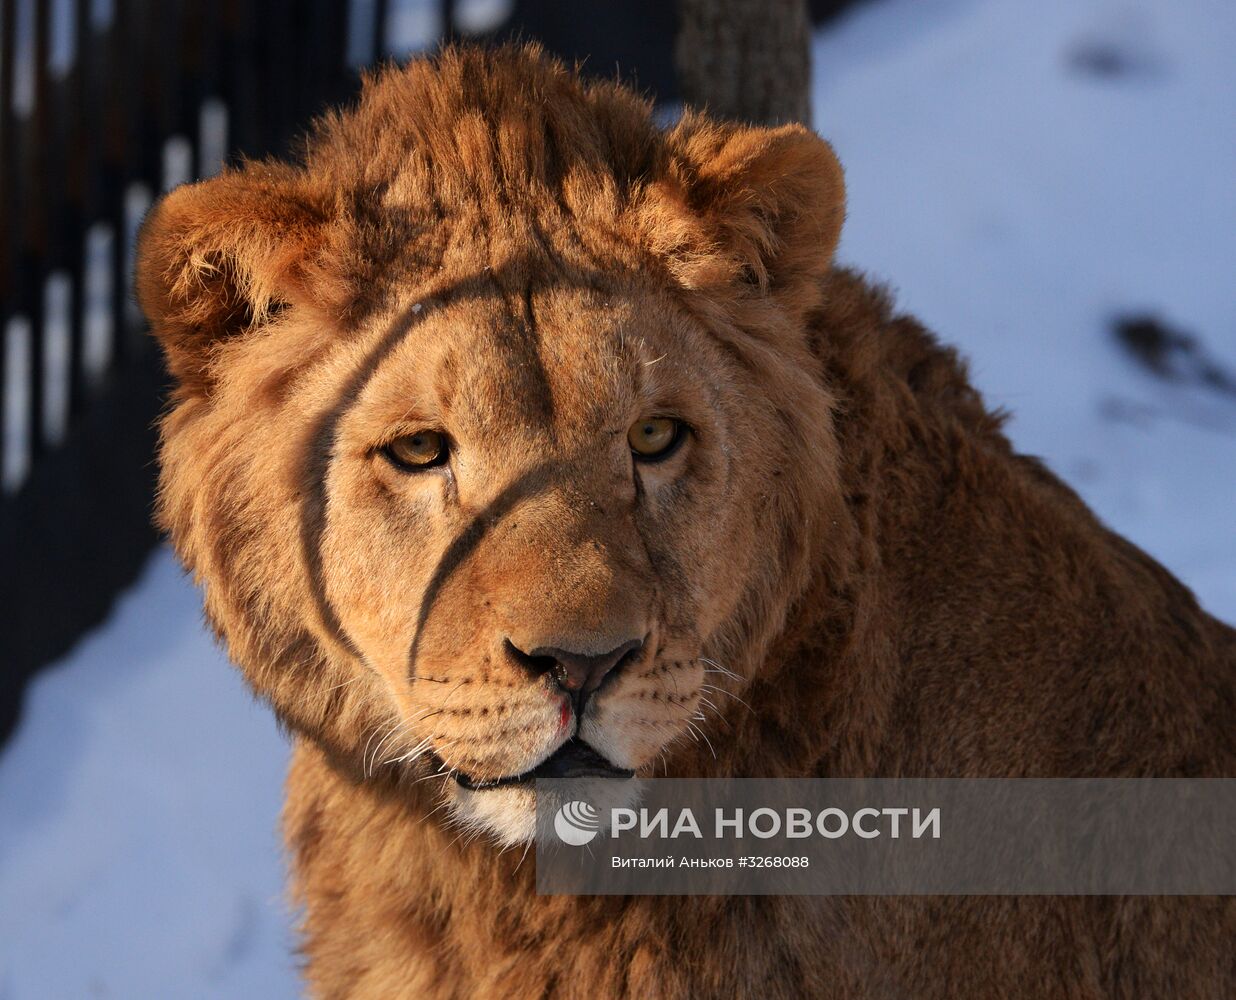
[447,783,538,847]
[445,776,648,847]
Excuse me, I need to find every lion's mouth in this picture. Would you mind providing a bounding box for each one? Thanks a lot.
[453,738,634,791]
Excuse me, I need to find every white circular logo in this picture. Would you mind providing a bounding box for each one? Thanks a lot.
[553,800,600,846]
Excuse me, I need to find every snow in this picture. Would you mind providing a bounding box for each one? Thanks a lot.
[0,553,298,999]
[1,1,1233,995]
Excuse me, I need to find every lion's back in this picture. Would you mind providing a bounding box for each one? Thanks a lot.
[807,268,1236,782]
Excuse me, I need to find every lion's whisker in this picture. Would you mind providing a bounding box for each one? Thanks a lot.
[361,726,382,768]
[438,679,470,710]
[697,697,732,731]
[512,832,536,874]
[686,720,717,760]
[406,742,460,778]
[384,733,436,766]
[361,724,397,779]
[700,657,742,682]
[367,722,409,777]
[700,683,753,713]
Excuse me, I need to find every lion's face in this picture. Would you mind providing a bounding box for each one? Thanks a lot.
[316,280,780,840]
[137,47,846,845]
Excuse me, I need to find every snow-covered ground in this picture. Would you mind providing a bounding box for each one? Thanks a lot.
[0,553,297,999]
[1,1,1233,995]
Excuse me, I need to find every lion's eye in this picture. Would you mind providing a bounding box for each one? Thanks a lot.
[628,417,682,461]
[382,430,448,470]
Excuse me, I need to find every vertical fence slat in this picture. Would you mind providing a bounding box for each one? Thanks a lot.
[267,0,296,155]
[104,0,132,360]
[373,0,390,64]
[442,0,456,44]
[179,0,208,175]
[48,0,88,424]
[0,0,16,487]
[62,0,87,420]
[22,0,51,458]
[230,0,255,155]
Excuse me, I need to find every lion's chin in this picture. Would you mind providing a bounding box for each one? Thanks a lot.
[444,771,646,848]
[447,782,540,847]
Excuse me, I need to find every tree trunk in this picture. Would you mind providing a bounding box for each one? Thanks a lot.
[675,0,812,126]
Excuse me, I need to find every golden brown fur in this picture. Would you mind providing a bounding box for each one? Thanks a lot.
[136,45,1234,999]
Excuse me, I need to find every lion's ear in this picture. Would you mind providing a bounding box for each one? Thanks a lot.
[136,166,328,396]
[652,116,845,314]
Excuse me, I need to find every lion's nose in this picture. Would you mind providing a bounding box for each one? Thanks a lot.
[504,636,644,699]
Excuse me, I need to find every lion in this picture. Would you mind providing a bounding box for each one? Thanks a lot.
[136,44,1234,1000]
